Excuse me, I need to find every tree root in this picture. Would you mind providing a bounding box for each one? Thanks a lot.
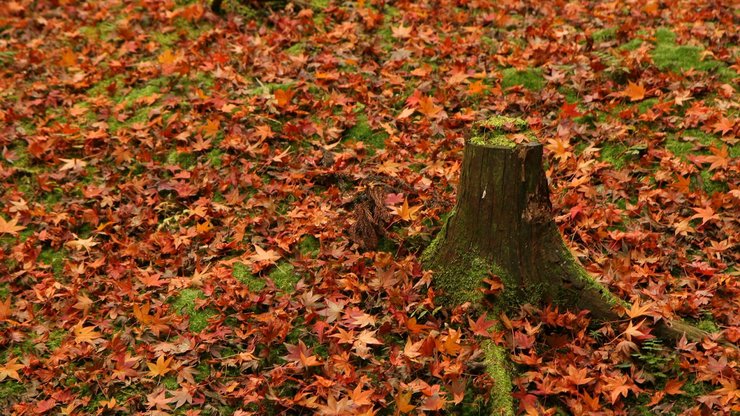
[482,341,515,416]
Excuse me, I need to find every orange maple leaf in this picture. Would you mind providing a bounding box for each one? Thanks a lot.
[147,355,175,377]
[417,96,442,118]
[202,118,220,137]
[620,81,646,102]
[712,117,735,136]
[60,48,76,67]
[393,198,422,221]
[467,80,488,95]
[691,206,720,225]
[395,390,415,413]
[0,297,10,321]
[73,322,101,345]
[0,357,23,381]
[158,49,176,66]
[0,216,25,236]
[274,88,295,107]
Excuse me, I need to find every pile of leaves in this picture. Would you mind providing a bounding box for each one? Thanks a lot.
[0,0,737,414]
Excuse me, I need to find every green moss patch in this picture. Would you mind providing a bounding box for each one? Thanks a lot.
[667,130,740,160]
[482,341,515,416]
[38,249,66,279]
[269,262,300,292]
[298,235,320,257]
[0,381,26,408]
[599,142,629,169]
[469,116,530,148]
[166,150,197,170]
[651,28,725,73]
[699,170,727,195]
[285,43,306,56]
[344,114,388,155]
[501,67,545,91]
[233,262,265,292]
[170,288,216,333]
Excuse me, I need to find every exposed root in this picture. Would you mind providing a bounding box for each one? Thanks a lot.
[482,341,515,416]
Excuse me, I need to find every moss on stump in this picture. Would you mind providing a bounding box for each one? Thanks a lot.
[423,115,718,415]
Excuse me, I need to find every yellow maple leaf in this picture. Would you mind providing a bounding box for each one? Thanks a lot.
[158,49,176,66]
[395,390,415,413]
[0,357,23,381]
[147,355,174,377]
[394,198,422,222]
[73,322,101,345]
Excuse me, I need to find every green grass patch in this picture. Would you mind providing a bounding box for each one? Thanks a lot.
[285,43,305,56]
[501,67,545,90]
[592,27,617,43]
[170,288,216,332]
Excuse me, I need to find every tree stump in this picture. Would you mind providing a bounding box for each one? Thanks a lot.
[423,116,716,415]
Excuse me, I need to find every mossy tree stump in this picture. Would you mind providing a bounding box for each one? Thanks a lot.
[423,116,714,415]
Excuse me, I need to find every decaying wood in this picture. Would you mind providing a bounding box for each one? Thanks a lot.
[424,116,723,415]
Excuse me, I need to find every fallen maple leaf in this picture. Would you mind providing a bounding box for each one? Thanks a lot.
[393,198,422,221]
[0,215,25,236]
[417,96,442,118]
[65,236,98,252]
[147,355,175,377]
[0,297,10,321]
[691,206,720,226]
[391,25,412,39]
[395,390,415,413]
[620,81,646,102]
[202,118,220,137]
[274,88,295,107]
[664,378,685,395]
[0,357,23,381]
[396,107,415,120]
[564,365,594,386]
[250,244,280,265]
[73,322,101,345]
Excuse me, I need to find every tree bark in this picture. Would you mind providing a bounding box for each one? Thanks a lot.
[423,116,718,415]
[425,117,623,317]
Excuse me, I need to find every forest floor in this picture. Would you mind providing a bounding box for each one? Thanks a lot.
[0,0,738,414]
